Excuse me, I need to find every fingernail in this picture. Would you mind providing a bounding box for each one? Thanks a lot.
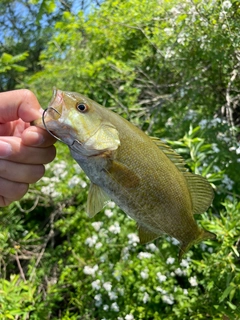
[0,141,12,158]
[30,132,45,146]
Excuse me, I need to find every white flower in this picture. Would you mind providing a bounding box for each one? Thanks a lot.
[122,247,130,260]
[213,165,220,172]
[111,302,119,312]
[208,247,213,253]
[222,0,232,10]
[68,175,81,188]
[83,265,98,276]
[103,281,112,292]
[80,180,87,188]
[117,287,124,296]
[127,233,139,246]
[164,28,173,36]
[140,285,146,292]
[109,291,118,300]
[109,222,121,234]
[41,183,60,198]
[85,235,98,247]
[105,209,114,218]
[199,119,208,128]
[103,305,109,311]
[108,201,115,208]
[157,272,167,282]
[95,242,102,249]
[189,276,198,287]
[156,287,167,294]
[222,174,234,190]
[180,259,189,268]
[175,268,184,276]
[125,315,134,320]
[137,252,152,259]
[162,294,174,305]
[140,270,149,279]
[183,289,188,295]
[236,146,240,155]
[53,161,67,177]
[146,243,158,252]
[91,279,101,290]
[165,48,175,59]
[166,257,175,265]
[212,144,220,153]
[94,293,102,306]
[73,163,82,174]
[211,117,221,126]
[170,6,181,15]
[200,243,207,251]
[92,221,103,231]
[172,238,180,245]
[143,292,150,304]
[113,270,121,281]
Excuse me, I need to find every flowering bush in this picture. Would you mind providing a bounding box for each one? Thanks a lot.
[1,128,240,319]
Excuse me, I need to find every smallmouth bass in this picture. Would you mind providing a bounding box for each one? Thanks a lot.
[33,89,215,259]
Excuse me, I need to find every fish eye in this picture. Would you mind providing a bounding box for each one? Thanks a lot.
[76,103,88,113]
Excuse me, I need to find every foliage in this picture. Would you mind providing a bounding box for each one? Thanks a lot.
[0,0,240,319]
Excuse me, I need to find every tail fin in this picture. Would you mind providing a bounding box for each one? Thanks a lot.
[178,229,216,261]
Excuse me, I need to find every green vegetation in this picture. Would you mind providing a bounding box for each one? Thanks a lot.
[0,0,240,318]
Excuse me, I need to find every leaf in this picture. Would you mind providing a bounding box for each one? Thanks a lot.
[219,284,235,303]
[11,52,29,63]
[1,53,13,63]
[12,64,27,72]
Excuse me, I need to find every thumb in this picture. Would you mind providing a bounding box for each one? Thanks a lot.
[0,89,43,123]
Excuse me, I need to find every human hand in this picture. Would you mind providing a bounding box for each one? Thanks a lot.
[0,89,56,207]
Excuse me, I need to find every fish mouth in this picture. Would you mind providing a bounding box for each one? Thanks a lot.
[31,88,66,143]
[32,88,81,149]
[43,87,64,123]
[31,88,63,128]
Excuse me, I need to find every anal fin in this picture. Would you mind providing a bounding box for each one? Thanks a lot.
[138,225,161,244]
[87,183,109,218]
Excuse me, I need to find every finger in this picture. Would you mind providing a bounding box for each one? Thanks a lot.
[0,177,29,207]
[0,160,45,183]
[0,119,28,137]
[0,89,42,123]
[21,126,56,147]
[0,137,56,164]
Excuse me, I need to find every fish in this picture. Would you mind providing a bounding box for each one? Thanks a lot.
[33,88,215,259]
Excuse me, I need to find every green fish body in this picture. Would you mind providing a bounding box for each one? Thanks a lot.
[33,89,215,258]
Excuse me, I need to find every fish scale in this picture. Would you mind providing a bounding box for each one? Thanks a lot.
[33,88,216,259]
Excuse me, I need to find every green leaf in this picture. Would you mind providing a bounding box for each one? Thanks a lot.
[1,53,13,63]
[11,64,27,72]
[219,284,235,303]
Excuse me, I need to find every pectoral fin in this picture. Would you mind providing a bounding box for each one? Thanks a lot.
[138,225,161,244]
[106,161,140,189]
[87,183,109,218]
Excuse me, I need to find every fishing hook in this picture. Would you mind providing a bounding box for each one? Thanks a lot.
[42,107,82,149]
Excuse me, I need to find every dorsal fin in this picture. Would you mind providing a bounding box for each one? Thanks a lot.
[183,172,214,214]
[150,137,187,172]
